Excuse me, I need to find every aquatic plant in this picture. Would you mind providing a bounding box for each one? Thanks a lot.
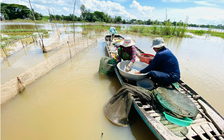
[179,23,188,37]
[1,29,49,33]
[188,29,224,39]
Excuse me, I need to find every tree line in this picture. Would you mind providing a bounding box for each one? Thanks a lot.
[1,3,223,29]
[1,3,43,20]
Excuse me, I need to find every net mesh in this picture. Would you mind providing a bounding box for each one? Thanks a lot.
[152,87,198,119]
[103,83,152,127]
[99,56,116,75]
[1,34,97,104]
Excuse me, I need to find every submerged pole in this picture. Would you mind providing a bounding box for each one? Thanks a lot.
[20,38,25,48]
[2,47,8,57]
[67,40,72,58]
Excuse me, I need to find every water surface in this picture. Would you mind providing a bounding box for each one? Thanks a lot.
[1,22,224,140]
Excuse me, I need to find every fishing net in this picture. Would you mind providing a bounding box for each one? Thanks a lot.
[1,35,97,104]
[104,84,197,136]
[103,83,152,127]
[150,87,197,137]
[151,87,198,119]
[99,56,116,75]
[44,27,67,52]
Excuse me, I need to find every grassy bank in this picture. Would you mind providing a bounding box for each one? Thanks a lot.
[127,22,188,38]
[74,24,121,31]
[188,30,224,39]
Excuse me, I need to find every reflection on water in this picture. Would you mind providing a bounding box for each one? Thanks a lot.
[1,39,156,140]
[1,44,47,83]
[1,24,85,84]
[1,23,224,140]
[131,35,224,116]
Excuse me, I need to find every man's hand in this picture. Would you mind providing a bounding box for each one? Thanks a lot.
[125,61,133,72]
[134,71,141,74]
[125,66,130,72]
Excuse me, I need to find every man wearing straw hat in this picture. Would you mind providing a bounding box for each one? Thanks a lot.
[135,37,180,87]
[116,37,136,72]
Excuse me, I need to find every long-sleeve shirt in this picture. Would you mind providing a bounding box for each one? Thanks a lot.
[140,47,180,77]
[118,45,136,63]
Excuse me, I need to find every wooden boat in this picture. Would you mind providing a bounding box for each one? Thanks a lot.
[104,34,224,140]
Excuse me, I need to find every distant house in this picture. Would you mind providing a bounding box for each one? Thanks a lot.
[0,13,5,21]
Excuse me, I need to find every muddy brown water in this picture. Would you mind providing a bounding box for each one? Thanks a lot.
[1,23,224,140]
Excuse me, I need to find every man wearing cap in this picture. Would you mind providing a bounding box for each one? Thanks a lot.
[135,37,180,87]
[116,37,136,72]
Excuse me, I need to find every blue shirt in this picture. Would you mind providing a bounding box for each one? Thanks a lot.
[109,27,117,34]
[140,47,180,77]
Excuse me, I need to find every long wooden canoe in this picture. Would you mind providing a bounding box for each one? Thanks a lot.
[104,34,224,140]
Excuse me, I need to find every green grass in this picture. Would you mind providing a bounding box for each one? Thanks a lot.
[42,16,50,22]
[210,32,224,39]
[127,22,188,38]
[1,29,49,38]
[71,25,122,35]
[1,29,49,33]
[188,30,207,35]
[1,31,48,49]
[188,29,224,39]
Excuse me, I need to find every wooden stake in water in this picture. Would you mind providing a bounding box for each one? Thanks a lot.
[67,40,72,58]
[52,8,61,36]
[2,47,7,57]
[20,38,25,48]
[31,35,35,42]
[28,0,45,50]
[73,0,76,40]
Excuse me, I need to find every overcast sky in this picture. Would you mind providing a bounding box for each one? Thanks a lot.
[1,0,224,25]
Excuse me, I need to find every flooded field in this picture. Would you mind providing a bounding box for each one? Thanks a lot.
[1,22,224,140]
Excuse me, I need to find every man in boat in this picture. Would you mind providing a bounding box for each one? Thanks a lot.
[115,37,136,72]
[135,37,180,87]
[109,27,117,41]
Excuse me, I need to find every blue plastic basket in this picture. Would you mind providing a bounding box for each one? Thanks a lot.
[163,112,193,127]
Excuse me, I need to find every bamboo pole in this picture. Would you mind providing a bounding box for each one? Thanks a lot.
[28,0,45,50]
[31,35,35,42]
[67,40,72,58]
[2,47,7,57]
[20,38,25,48]
[45,5,54,28]
[73,0,76,40]
[52,8,61,36]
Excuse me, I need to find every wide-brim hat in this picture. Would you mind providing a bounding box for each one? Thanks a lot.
[121,37,135,47]
[151,37,166,48]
